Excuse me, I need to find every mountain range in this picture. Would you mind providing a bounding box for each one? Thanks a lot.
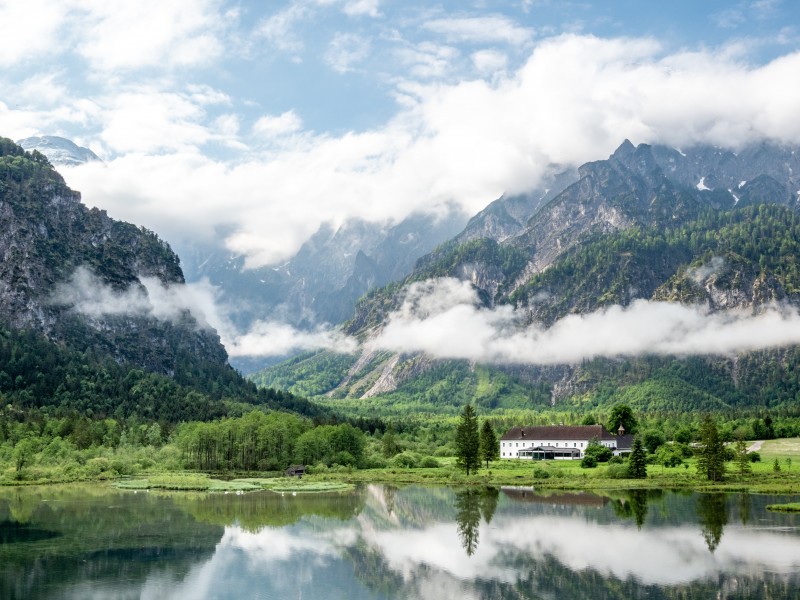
[11,131,800,419]
[253,140,800,416]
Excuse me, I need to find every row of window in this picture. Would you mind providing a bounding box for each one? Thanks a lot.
[501,441,587,448]
[501,441,615,448]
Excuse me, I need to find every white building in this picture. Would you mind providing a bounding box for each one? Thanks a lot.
[500,425,633,460]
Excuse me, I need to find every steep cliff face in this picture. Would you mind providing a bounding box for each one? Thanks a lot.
[0,138,228,377]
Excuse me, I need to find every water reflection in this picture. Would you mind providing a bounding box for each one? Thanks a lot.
[611,489,660,529]
[1,484,799,599]
[696,492,728,552]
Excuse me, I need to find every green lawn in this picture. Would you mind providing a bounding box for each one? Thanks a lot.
[759,438,800,458]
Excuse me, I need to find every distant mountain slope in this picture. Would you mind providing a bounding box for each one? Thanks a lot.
[177,211,469,338]
[0,137,324,420]
[253,140,800,415]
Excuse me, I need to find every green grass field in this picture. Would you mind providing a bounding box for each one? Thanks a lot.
[759,438,800,458]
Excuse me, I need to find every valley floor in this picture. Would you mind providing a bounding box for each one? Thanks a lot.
[4,451,800,495]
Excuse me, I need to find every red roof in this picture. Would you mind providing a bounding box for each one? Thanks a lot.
[501,425,616,441]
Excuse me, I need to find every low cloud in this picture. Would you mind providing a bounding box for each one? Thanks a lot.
[225,320,358,357]
[59,36,800,268]
[369,278,800,364]
[51,267,357,358]
[688,256,725,284]
[51,266,222,327]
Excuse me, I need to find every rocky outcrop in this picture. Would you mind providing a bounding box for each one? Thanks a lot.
[0,138,228,377]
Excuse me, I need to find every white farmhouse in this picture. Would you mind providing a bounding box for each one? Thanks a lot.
[500,424,633,460]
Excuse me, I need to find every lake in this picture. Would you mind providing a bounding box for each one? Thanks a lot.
[1,484,799,599]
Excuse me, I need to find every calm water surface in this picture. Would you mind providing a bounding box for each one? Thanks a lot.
[1,484,799,599]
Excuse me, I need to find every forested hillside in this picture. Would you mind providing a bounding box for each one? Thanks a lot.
[0,138,325,422]
[253,142,800,418]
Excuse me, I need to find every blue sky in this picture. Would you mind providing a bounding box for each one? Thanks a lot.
[1,0,799,267]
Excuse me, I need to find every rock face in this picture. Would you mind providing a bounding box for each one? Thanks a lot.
[0,138,228,376]
[177,209,469,336]
[258,139,800,402]
[17,136,103,167]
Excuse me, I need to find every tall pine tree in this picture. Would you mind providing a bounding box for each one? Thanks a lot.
[628,437,647,479]
[479,420,499,469]
[455,404,480,475]
[697,415,726,481]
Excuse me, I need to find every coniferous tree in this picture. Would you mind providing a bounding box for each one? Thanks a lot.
[697,415,726,481]
[455,404,480,475]
[734,429,751,475]
[628,437,647,479]
[479,420,499,469]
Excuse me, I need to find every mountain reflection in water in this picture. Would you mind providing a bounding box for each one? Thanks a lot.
[1,484,799,599]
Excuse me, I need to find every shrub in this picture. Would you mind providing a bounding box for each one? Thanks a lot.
[419,456,440,468]
[532,467,551,479]
[584,440,613,463]
[749,451,761,463]
[331,451,356,467]
[84,456,112,478]
[362,454,389,469]
[392,452,419,468]
[581,455,597,469]
[605,464,629,479]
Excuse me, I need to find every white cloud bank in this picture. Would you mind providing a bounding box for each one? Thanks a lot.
[369,278,800,365]
[59,35,800,268]
[52,267,355,358]
[50,271,800,362]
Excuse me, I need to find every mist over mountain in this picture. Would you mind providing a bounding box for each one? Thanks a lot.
[254,140,800,414]
[0,138,322,421]
[176,209,468,372]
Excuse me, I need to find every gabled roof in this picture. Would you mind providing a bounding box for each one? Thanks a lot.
[501,425,616,441]
[615,434,636,450]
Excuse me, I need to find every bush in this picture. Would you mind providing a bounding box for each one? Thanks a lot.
[110,456,136,476]
[532,466,551,479]
[83,456,112,478]
[362,454,389,469]
[419,456,440,468]
[392,452,419,468]
[608,455,624,464]
[749,451,761,463]
[581,455,597,469]
[584,440,613,463]
[331,451,357,467]
[605,464,629,479]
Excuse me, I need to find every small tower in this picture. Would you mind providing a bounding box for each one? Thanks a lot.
[618,424,625,436]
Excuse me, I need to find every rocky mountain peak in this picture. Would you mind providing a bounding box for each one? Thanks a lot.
[17,135,103,167]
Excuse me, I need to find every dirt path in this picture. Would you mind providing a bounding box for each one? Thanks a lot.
[748,440,764,452]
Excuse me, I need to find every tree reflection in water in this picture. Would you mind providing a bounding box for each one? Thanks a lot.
[696,493,728,552]
[611,489,661,529]
[454,487,500,556]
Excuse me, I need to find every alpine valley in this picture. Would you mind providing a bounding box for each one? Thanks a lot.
[252,140,800,418]
[8,133,800,422]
